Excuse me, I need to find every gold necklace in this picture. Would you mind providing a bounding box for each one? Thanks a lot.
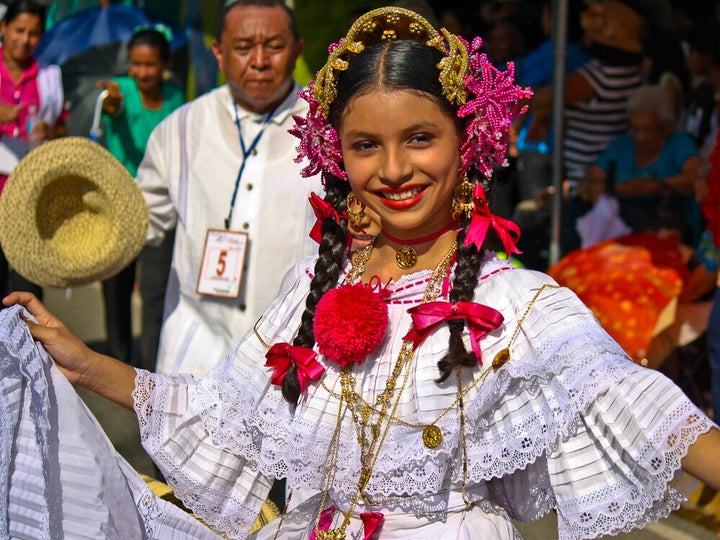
[381,223,455,269]
[313,242,457,539]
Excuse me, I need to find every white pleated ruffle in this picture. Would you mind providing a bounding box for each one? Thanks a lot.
[0,305,219,539]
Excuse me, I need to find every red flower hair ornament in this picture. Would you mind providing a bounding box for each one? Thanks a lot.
[314,278,390,367]
[264,343,325,394]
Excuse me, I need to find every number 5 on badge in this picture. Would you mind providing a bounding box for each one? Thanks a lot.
[196,229,248,298]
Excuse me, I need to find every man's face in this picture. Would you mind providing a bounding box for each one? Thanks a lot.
[212,5,303,113]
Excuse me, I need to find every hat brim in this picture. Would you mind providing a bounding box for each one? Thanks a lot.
[581,1,642,54]
[0,137,148,288]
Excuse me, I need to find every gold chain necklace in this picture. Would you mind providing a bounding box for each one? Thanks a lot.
[313,242,457,539]
[262,257,558,538]
[320,283,560,454]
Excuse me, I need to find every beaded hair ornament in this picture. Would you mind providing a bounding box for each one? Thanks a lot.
[290,6,532,180]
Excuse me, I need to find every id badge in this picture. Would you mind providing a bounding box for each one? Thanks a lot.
[196,229,248,298]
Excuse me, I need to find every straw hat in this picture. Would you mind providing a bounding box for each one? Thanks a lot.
[581,0,642,54]
[0,137,148,288]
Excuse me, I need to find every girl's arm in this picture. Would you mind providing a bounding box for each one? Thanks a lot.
[682,427,720,490]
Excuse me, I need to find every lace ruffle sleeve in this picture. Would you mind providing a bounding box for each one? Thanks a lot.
[132,258,314,539]
[472,270,716,539]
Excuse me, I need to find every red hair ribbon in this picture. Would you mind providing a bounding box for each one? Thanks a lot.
[308,192,347,244]
[403,301,504,363]
[465,184,521,257]
[264,342,325,393]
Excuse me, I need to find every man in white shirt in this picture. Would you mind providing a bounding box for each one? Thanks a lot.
[137,0,322,377]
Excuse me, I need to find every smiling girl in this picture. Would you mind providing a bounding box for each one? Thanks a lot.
[5,6,720,540]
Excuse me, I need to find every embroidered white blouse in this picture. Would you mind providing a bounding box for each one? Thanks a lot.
[133,254,713,539]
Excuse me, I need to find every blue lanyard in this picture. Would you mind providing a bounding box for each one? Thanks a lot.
[225,101,279,229]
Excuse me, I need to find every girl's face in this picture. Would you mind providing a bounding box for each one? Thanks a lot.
[339,89,462,240]
[1,13,43,64]
[128,44,167,92]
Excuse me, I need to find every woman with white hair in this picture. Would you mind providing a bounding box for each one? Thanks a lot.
[578,84,703,246]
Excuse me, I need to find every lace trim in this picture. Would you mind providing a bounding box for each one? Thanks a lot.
[134,369,260,539]
[558,413,708,540]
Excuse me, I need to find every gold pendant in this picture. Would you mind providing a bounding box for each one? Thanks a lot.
[422,425,443,448]
[492,348,510,369]
[396,245,418,269]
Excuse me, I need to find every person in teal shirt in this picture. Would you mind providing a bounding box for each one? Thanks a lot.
[99,26,185,368]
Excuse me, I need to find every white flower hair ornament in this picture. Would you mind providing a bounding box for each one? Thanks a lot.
[289,7,532,182]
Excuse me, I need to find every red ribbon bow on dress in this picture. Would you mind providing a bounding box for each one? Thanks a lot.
[309,192,348,244]
[264,342,325,393]
[403,301,504,363]
[465,184,521,257]
[310,505,384,540]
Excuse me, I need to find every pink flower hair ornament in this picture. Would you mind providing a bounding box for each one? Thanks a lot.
[458,37,533,178]
[289,7,532,182]
[289,82,346,180]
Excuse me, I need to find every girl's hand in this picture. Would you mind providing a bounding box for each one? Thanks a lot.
[3,292,94,385]
[3,292,138,409]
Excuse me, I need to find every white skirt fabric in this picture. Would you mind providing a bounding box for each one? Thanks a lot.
[0,305,218,539]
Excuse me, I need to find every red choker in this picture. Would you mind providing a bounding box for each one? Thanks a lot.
[382,222,455,269]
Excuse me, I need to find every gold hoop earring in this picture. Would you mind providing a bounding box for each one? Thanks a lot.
[452,175,474,219]
[346,192,366,229]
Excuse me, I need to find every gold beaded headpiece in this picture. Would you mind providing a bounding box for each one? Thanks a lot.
[290,6,532,180]
[314,7,469,116]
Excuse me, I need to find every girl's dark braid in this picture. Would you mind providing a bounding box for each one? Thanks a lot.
[436,218,484,383]
[281,174,351,405]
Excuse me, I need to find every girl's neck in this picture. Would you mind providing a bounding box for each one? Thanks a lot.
[362,229,458,283]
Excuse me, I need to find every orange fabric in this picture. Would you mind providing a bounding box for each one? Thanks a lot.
[548,237,683,361]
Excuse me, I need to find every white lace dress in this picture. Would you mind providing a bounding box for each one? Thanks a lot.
[133,254,715,539]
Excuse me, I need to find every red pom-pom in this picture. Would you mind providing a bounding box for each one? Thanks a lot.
[314,282,389,366]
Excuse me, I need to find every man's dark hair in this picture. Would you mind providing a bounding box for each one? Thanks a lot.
[214,0,300,42]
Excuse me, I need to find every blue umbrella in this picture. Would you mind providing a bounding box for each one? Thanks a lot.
[35,4,185,65]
